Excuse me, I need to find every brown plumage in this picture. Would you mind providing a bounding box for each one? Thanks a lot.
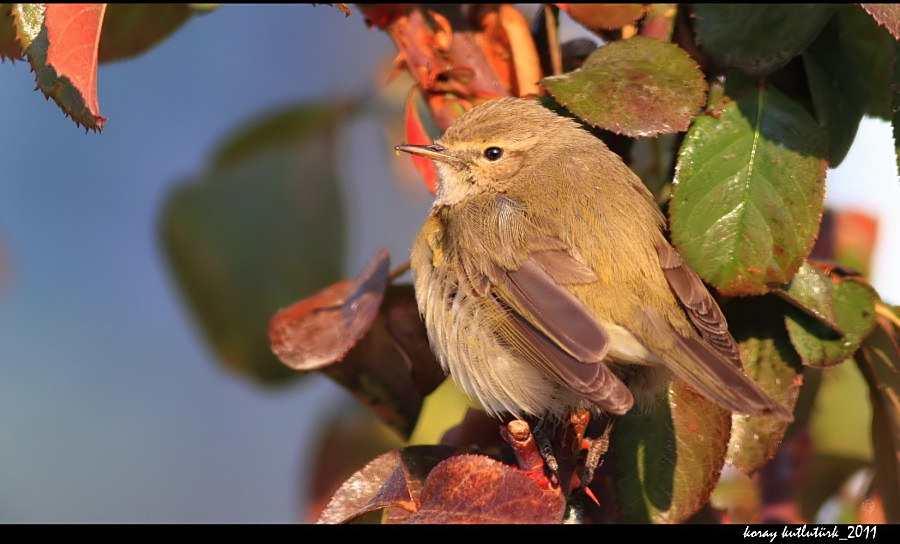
[398,97,792,423]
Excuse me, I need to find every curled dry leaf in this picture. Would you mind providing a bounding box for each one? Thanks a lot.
[270,251,445,437]
[269,249,389,370]
[317,445,456,524]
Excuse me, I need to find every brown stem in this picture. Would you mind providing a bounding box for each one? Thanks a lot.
[388,260,411,282]
[501,419,547,474]
[543,5,563,76]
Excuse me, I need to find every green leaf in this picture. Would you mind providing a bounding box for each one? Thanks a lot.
[855,315,900,522]
[0,4,22,60]
[211,104,348,170]
[99,4,210,63]
[836,5,895,121]
[724,296,803,473]
[776,260,840,332]
[785,278,877,368]
[693,4,835,77]
[802,17,866,167]
[161,103,346,384]
[670,85,827,296]
[540,36,707,137]
[614,381,731,523]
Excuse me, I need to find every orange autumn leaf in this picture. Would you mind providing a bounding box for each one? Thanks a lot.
[403,89,439,194]
[44,4,106,128]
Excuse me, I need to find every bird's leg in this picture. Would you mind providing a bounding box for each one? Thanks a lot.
[501,419,558,488]
[581,416,615,487]
[532,417,560,475]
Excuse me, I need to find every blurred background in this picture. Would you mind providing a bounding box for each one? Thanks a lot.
[0,5,897,522]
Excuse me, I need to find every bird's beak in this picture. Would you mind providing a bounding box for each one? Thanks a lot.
[394,143,454,163]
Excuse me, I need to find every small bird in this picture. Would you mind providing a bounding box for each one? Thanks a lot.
[397,98,792,433]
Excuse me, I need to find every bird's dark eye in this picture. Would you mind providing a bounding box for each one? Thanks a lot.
[483,146,503,161]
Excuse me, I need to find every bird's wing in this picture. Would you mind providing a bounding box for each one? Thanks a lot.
[486,248,634,415]
[651,241,793,420]
[655,240,742,367]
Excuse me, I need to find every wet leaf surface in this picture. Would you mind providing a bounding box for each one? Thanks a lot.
[725,296,803,473]
[671,85,826,295]
[786,278,877,368]
[614,380,731,523]
[776,260,840,333]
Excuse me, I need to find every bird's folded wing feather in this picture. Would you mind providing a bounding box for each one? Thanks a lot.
[652,241,793,420]
[655,240,742,367]
[486,248,634,415]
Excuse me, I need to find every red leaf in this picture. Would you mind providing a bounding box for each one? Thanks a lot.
[45,4,106,128]
[269,249,389,370]
[470,5,542,98]
[403,89,438,194]
[383,285,446,396]
[316,446,456,524]
[404,454,566,523]
[14,3,106,129]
